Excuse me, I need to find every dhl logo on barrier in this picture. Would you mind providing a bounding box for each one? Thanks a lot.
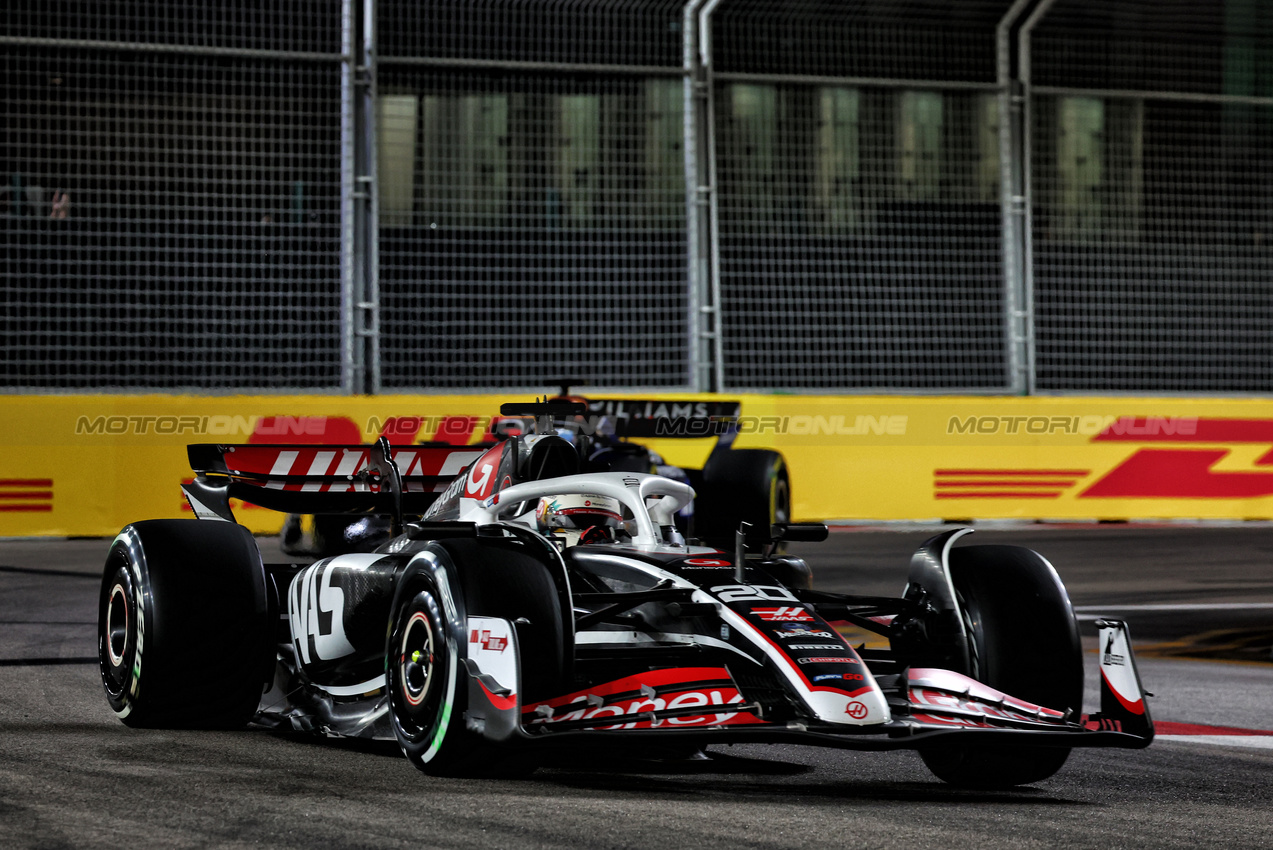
[0,479,53,513]
[933,417,1273,501]
[15,395,1273,537]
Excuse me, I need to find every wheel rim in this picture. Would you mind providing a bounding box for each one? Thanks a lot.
[399,610,436,709]
[772,473,790,525]
[99,565,135,700]
[105,583,129,667]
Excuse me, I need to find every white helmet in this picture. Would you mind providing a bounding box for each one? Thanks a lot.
[536,493,624,546]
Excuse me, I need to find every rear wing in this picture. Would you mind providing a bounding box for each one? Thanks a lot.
[182,440,484,523]
[580,398,742,439]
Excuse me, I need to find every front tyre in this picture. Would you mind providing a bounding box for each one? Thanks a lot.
[387,538,566,777]
[387,576,473,775]
[919,545,1083,789]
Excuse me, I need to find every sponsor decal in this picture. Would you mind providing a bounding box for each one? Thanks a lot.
[211,445,481,492]
[128,561,146,698]
[1102,633,1126,667]
[712,584,799,603]
[533,689,752,730]
[750,606,815,622]
[681,558,731,568]
[797,656,856,664]
[937,416,1273,501]
[427,458,475,515]
[288,563,356,665]
[466,462,495,496]
[470,629,508,653]
[814,672,865,683]
[845,701,869,719]
[1082,433,1273,498]
[458,444,505,501]
[934,468,1089,500]
[775,623,835,639]
[522,667,763,729]
[0,478,53,513]
[786,644,845,651]
[584,399,740,438]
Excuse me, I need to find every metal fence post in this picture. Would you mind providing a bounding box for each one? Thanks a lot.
[340,0,363,394]
[700,0,727,395]
[998,0,1038,395]
[683,0,723,392]
[360,0,381,394]
[1016,0,1059,397]
[340,0,379,395]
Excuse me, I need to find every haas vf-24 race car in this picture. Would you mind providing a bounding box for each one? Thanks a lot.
[98,403,1153,788]
[280,393,789,557]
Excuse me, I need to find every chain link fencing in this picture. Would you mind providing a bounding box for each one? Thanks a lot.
[1030,0,1273,393]
[1,1,346,391]
[3,1,1271,395]
[710,1,1010,392]
[374,1,692,391]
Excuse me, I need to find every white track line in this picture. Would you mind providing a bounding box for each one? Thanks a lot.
[1074,603,1273,614]
[1156,735,1273,750]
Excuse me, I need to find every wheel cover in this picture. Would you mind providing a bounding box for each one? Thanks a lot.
[399,611,436,709]
[392,589,453,747]
[99,565,135,701]
[105,582,129,668]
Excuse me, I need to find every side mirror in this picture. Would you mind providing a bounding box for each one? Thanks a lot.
[769,522,829,543]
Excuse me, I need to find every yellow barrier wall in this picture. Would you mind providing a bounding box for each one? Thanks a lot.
[6,394,1273,537]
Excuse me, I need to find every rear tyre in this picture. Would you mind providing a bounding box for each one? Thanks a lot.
[919,545,1083,788]
[388,538,564,776]
[98,520,272,728]
[696,449,790,547]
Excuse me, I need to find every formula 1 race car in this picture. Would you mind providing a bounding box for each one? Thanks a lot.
[279,393,788,557]
[98,401,1153,788]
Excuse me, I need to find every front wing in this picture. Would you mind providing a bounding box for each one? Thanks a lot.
[461,618,1153,751]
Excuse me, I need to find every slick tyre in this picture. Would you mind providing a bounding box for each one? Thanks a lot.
[697,449,790,546]
[387,576,467,773]
[919,545,1084,788]
[387,538,564,777]
[98,520,272,728]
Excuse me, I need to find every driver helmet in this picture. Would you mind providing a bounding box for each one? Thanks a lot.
[536,493,624,546]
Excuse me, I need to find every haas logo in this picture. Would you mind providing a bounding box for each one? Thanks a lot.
[288,563,355,665]
[751,606,814,622]
[845,701,869,719]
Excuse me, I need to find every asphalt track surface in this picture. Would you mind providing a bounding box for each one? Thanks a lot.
[4,524,1273,849]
